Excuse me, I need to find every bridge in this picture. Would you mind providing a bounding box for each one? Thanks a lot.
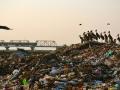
[0,40,59,51]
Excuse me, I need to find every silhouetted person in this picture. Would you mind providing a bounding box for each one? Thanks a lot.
[90,30,94,41]
[83,32,89,42]
[95,29,100,41]
[79,35,84,44]
[104,32,108,43]
[113,39,116,44]
[100,33,104,42]
[117,34,120,43]
[90,30,97,41]
[108,31,113,43]
[87,31,92,41]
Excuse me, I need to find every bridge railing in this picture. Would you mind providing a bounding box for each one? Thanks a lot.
[0,40,58,47]
[36,40,57,47]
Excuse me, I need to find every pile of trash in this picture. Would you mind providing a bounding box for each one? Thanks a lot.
[1,41,120,89]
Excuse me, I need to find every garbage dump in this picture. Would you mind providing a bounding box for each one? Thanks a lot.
[1,41,120,90]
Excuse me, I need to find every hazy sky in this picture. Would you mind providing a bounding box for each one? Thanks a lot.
[0,0,120,45]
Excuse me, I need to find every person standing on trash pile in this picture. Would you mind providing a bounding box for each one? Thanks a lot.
[104,32,108,43]
[90,30,97,41]
[87,31,91,42]
[100,32,104,42]
[95,29,100,41]
[117,34,120,44]
[83,32,89,43]
[108,31,113,44]
[79,35,84,44]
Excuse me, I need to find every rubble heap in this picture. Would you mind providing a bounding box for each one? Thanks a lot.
[1,41,120,89]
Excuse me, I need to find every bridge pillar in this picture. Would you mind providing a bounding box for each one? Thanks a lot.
[5,46,9,51]
[31,46,35,51]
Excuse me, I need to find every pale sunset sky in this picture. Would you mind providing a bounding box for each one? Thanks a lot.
[0,0,120,45]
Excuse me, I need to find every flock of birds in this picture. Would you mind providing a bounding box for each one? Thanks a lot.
[79,30,120,44]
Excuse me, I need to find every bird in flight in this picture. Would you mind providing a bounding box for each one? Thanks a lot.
[0,25,13,30]
[107,23,110,25]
